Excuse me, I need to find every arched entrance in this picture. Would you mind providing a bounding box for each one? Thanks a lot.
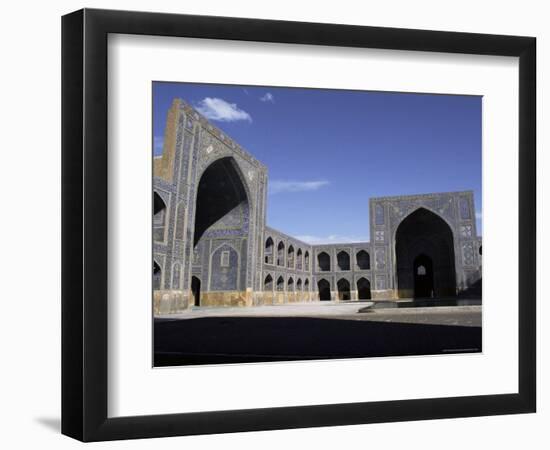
[357,277,371,300]
[413,254,434,298]
[191,276,201,306]
[395,208,456,298]
[193,157,250,295]
[318,279,331,300]
[337,278,351,300]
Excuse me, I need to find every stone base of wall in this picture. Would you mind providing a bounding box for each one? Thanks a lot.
[199,290,253,307]
[155,289,391,314]
[256,292,314,305]
[153,290,188,315]
[371,289,396,300]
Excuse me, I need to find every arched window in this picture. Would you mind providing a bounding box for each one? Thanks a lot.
[153,192,167,242]
[277,241,285,266]
[287,245,295,268]
[296,248,303,270]
[337,251,350,271]
[297,278,302,291]
[153,261,162,290]
[265,237,274,264]
[337,278,351,301]
[288,277,294,291]
[276,276,285,291]
[304,251,310,271]
[264,274,273,290]
[317,251,330,272]
[356,250,370,270]
[304,279,310,291]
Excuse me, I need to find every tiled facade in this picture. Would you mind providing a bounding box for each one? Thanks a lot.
[153,99,482,314]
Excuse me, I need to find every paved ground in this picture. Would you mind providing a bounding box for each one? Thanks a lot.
[154,302,482,366]
[157,302,482,327]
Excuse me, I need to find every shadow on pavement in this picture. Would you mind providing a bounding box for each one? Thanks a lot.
[154,316,481,367]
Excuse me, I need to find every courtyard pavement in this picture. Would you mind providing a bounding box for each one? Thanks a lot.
[156,302,481,327]
[154,301,482,366]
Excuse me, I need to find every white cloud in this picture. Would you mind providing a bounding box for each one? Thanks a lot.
[153,136,164,154]
[295,234,370,245]
[196,97,252,122]
[268,180,329,194]
[260,92,275,103]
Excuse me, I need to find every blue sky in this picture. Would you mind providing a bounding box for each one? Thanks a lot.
[153,82,482,243]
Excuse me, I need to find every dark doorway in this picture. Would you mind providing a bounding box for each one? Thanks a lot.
[337,278,351,300]
[318,279,331,300]
[395,208,456,298]
[191,276,201,306]
[413,254,434,298]
[357,277,371,300]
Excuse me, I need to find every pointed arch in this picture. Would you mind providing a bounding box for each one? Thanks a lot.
[276,275,285,291]
[265,237,274,264]
[277,241,285,266]
[395,207,456,298]
[288,276,294,291]
[337,278,351,300]
[317,251,330,272]
[264,273,273,291]
[287,245,295,268]
[357,277,371,300]
[356,250,370,270]
[318,278,331,300]
[193,156,249,247]
[337,250,350,271]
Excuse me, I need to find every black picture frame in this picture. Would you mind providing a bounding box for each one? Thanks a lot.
[62,8,536,442]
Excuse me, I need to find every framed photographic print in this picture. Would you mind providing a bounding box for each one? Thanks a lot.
[62,8,536,442]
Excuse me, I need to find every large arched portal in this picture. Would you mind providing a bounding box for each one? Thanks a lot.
[395,208,456,298]
[193,157,249,247]
[192,157,250,298]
